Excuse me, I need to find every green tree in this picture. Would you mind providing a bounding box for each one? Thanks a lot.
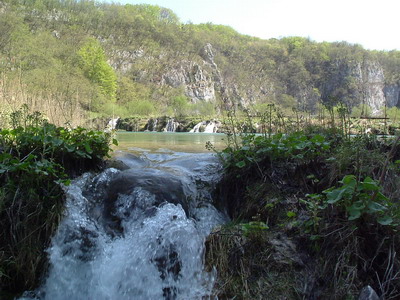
[171,95,190,117]
[78,38,117,103]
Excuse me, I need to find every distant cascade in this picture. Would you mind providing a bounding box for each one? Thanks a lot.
[164,118,178,132]
[190,120,219,133]
[105,117,119,132]
[204,121,216,133]
[146,118,159,132]
[190,122,204,133]
[152,119,158,132]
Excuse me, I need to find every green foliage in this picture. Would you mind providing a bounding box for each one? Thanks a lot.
[0,106,115,294]
[351,103,372,118]
[324,175,393,224]
[387,107,400,123]
[1,0,400,122]
[171,95,190,117]
[126,99,156,116]
[221,131,331,173]
[240,221,269,236]
[78,38,117,102]
[214,116,400,299]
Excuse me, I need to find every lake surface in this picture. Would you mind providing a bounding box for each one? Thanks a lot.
[114,131,228,153]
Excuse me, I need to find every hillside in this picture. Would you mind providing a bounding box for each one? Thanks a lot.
[0,0,400,126]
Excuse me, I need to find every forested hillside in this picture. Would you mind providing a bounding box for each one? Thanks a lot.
[1,0,400,126]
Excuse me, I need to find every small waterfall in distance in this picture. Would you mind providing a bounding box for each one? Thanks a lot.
[164,118,178,132]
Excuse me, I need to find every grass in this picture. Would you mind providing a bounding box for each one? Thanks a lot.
[206,115,400,299]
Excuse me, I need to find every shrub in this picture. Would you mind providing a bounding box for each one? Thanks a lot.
[0,107,116,295]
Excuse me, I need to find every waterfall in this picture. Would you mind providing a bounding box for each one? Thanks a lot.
[105,117,119,132]
[165,119,178,132]
[146,118,159,132]
[190,121,219,133]
[190,122,203,133]
[20,151,226,300]
[204,121,216,133]
[152,119,158,132]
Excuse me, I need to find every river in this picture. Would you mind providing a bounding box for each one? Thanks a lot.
[20,132,227,300]
[115,131,227,153]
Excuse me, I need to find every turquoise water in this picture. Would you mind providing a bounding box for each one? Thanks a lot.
[114,131,228,153]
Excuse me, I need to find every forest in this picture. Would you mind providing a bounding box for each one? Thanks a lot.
[1,0,400,128]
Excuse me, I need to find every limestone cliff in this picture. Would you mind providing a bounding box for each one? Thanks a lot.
[111,43,399,114]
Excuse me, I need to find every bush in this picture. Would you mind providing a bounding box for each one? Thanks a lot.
[210,126,400,299]
[0,107,116,295]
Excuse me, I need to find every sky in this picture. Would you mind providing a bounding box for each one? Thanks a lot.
[105,0,399,51]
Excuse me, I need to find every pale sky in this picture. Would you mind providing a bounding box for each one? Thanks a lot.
[105,0,399,51]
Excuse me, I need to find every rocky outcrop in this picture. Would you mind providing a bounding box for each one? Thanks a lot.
[161,61,216,103]
[356,61,386,114]
[111,42,398,114]
[320,59,396,114]
[384,85,400,107]
[109,49,145,74]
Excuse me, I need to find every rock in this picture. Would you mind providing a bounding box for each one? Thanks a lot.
[384,84,400,107]
[269,234,304,267]
[358,285,380,300]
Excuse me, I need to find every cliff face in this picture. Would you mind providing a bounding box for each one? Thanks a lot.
[113,42,399,114]
[384,85,400,107]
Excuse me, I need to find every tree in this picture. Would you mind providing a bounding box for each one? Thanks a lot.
[78,38,117,103]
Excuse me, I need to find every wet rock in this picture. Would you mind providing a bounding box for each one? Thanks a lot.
[108,169,186,203]
[105,158,131,171]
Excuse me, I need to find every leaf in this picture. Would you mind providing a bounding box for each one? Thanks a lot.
[377,215,393,226]
[112,138,118,146]
[235,160,246,168]
[65,145,75,152]
[84,143,93,154]
[367,201,385,213]
[351,200,365,210]
[347,206,362,220]
[375,192,389,202]
[326,188,346,204]
[287,211,296,218]
[310,235,321,241]
[362,177,379,191]
[52,138,63,147]
[341,175,356,187]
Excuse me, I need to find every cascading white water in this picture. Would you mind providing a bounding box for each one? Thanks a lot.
[164,119,178,132]
[20,151,226,300]
[190,121,219,133]
[203,122,216,133]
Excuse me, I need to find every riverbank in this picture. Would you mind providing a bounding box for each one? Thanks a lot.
[0,108,115,298]
[206,128,400,299]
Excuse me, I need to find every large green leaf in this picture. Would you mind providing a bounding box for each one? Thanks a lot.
[362,177,379,191]
[326,188,346,204]
[367,201,385,213]
[377,215,393,226]
[347,206,362,220]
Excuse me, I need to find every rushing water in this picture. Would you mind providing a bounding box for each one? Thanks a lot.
[20,133,226,300]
